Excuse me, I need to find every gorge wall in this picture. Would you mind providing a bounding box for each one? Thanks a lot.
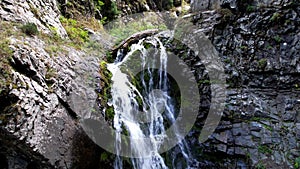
[0,0,299,169]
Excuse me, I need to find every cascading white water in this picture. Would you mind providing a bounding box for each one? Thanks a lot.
[107,36,195,169]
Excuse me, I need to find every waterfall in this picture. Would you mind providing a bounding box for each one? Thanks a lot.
[107,35,195,169]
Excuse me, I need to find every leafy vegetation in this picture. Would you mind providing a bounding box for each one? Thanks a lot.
[0,21,15,95]
[255,162,266,169]
[270,12,281,22]
[108,16,167,44]
[295,157,300,169]
[21,23,39,36]
[274,35,282,43]
[94,0,105,11]
[258,58,267,69]
[59,16,89,45]
[246,5,256,12]
[217,8,233,22]
[99,61,114,120]
[258,145,272,155]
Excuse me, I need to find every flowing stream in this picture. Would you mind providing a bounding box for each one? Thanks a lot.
[107,35,195,169]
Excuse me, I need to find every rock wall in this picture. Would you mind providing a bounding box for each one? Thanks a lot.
[0,32,110,168]
[185,1,300,168]
[0,0,67,37]
[191,0,296,12]
[0,0,299,168]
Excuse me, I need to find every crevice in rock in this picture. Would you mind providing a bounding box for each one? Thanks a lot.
[56,95,78,120]
[0,92,18,115]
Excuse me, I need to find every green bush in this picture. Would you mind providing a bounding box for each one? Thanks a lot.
[295,157,300,169]
[59,16,89,45]
[258,145,272,154]
[246,5,256,12]
[110,1,120,17]
[21,23,39,36]
[94,0,105,11]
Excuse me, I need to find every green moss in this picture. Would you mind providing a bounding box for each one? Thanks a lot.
[217,8,233,22]
[273,35,282,43]
[258,145,272,155]
[258,58,267,69]
[270,12,280,22]
[100,152,109,161]
[246,5,256,12]
[0,39,13,95]
[105,51,114,63]
[143,42,154,49]
[99,61,114,120]
[45,68,58,80]
[263,124,273,131]
[105,106,114,120]
[223,58,231,64]
[295,157,300,169]
[94,0,105,11]
[255,162,266,169]
[240,45,248,50]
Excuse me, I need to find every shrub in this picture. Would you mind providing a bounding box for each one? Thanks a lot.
[110,1,120,17]
[270,12,280,22]
[59,16,89,45]
[21,23,39,36]
[295,157,300,169]
[258,145,272,154]
[246,5,256,12]
[258,58,267,69]
[94,0,105,11]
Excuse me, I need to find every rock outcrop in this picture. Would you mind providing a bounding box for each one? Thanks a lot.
[0,0,67,38]
[191,0,297,12]
[184,1,300,168]
[0,32,108,168]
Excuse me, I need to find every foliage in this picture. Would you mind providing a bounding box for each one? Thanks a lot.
[165,0,174,10]
[270,12,280,22]
[274,35,282,43]
[255,162,266,169]
[0,21,15,95]
[45,68,58,80]
[258,58,267,69]
[109,19,167,44]
[295,157,300,169]
[94,0,105,11]
[109,1,120,17]
[217,8,233,22]
[246,5,256,12]
[59,16,89,45]
[99,61,114,120]
[258,145,272,155]
[21,23,39,36]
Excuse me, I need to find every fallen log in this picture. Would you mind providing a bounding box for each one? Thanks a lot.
[110,29,159,59]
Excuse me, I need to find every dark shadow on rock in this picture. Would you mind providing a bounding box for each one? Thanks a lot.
[71,126,114,169]
[0,128,53,169]
[0,153,8,169]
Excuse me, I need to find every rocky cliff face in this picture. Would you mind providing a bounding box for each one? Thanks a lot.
[0,0,299,169]
[187,0,300,168]
[0,0,67,37]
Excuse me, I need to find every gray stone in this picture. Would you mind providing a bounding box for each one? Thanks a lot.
[0,0,67,37]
